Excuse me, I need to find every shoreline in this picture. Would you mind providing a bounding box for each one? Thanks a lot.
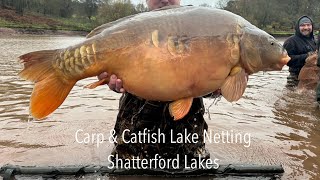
[0,27,88,37]
[0,27,291,40]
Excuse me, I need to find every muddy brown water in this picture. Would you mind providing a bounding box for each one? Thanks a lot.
[0,35,319,179]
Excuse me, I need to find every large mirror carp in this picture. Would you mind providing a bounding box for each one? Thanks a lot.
[19,6,290,120]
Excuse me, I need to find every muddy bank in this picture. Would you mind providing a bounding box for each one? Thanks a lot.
[0,27,88,37]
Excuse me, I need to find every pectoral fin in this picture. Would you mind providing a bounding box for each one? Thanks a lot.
[84,78,109,89]
[169,97,193,121]
[229,66,242,76]
[221,66,247,102]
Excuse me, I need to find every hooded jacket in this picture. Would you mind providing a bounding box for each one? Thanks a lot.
[283,16,317,75]
[318,42,320,67]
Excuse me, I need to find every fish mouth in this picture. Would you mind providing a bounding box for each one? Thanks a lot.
[274,55,290,70]
[281,51,291,66]
[269,52,291,71]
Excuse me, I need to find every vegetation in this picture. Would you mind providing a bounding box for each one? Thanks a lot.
[218,0,320,34]
[0,0,319,34]
[0,0,147,32]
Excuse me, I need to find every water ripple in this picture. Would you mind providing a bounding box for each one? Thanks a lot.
[0,35,318,179]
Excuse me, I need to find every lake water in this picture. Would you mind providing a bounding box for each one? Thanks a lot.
[0,35,319,179]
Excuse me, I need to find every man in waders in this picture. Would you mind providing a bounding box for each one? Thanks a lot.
[283,16,317,88]
[98,0,221,167]
[317,50,320,106]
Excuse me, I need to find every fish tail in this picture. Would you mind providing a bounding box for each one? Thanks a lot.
[19,50,76,120]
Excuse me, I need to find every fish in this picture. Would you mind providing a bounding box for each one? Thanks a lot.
[298,52,320,90]
[18,6,290,120]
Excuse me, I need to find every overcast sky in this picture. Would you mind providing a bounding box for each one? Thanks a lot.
[131,0,220,7]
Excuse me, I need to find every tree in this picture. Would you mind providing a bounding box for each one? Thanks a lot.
[199,3,211,7]
[83,0,99,20]
[1,0,13,9]
[59,0,73,18]
[14,0,27,15]
[220,0,320,32]
[1,0,5,8]
[135,3,148,13]
[215,0,229,9]
[97,0,137,24]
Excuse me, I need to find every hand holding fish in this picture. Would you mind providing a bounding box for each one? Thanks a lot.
[97,72,125,93]
[305,51,318,66]
[298,52,320,90]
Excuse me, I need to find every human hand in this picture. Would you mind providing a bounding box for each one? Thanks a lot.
[98,72,126,93]
[307,50,317,57]
[305,52,318,66]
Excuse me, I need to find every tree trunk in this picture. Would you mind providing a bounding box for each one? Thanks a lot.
[15,0,26,16]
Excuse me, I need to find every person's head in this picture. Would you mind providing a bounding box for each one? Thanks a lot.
[296,16,313,37]
[146,0,181,10]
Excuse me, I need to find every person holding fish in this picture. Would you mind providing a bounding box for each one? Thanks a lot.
[283,16,317,88]
[97,0,219,163]
[317,50,320,105]
[18,0,290,166]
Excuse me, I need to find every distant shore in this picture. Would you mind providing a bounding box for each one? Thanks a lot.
[0,27,88,36]
[270,32,294,38]
[0,27,292,40]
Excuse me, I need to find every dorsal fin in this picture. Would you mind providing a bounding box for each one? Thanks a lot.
[86,5,184,39]
[86,14,138,39]
[152,5,183,11]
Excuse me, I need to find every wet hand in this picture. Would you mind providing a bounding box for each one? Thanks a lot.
[98,72,126,93]
[307,50,317,57]
[305,52,318,65]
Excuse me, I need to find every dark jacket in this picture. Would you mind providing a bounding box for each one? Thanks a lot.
[283,16,317,75]
[112,92,211,160]
[318,42,320,67]
[317,50,320,103]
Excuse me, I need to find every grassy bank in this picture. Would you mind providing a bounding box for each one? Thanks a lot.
[269,31,294,37]
[0,8,93,33]
[0,7,296,37]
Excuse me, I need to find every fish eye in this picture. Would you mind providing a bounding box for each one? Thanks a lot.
[271,42,274,45]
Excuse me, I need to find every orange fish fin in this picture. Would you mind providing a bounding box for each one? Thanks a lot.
[299,67,318,80]
[19,50,59,82]
[84,78,109,89]
[30,77,76,120]
[221,66,247,102]
[169,97,193,121]
[18,49,76,120]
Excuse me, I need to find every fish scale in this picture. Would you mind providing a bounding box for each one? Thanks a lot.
[53,45,97,77]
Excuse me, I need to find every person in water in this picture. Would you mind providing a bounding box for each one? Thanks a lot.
[98,0,221,165]
[283,16,317,88]
[317,49,320,105]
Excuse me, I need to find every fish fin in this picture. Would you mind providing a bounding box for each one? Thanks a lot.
[229,66,242,76]
[19,50,76,120]
[298,67,318,80]
[153,5,182,11]
[221,67,247,102]
[169,97,193,121]
[30,76,76,120]
[84,78,109,89]
[19,50,59,82]
[86,14,137,38]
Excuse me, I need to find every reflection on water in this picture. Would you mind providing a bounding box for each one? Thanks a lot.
[0,35,319,179]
